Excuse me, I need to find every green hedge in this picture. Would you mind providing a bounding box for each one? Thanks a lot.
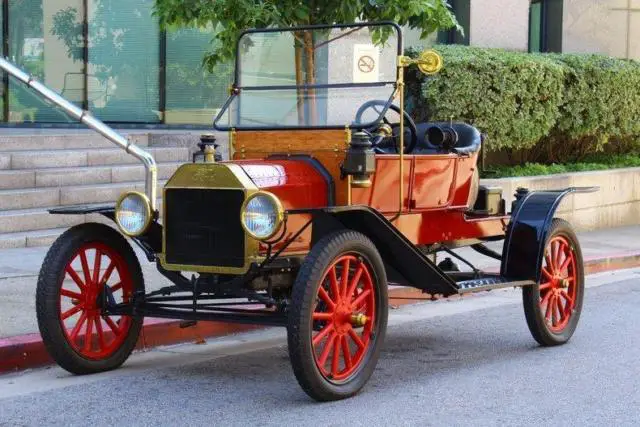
[405,45,640,163]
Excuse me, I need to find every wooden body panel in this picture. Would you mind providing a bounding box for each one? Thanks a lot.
[231,129,501,255]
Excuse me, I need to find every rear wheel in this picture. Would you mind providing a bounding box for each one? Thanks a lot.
[288,230,388,401]
[36,223,144,374]
[523,219,584,346]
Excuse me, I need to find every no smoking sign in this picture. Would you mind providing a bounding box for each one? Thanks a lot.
[353,44,379,83]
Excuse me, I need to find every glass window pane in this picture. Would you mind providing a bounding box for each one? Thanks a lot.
[88,0,159,123]
[165,27,233,125]
[8,0,84,123]
[529,2,542,52]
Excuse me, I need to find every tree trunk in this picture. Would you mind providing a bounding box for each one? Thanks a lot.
[303,31,317,126]
[294,37,305,125]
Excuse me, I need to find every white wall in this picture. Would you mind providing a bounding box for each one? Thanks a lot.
[470,0,530,51]
[563,0,640,59]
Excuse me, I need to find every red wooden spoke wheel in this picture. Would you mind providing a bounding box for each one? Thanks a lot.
[37,223,143,374]
[538,236,577,333]
[59,242,134,360]
[523,219,584,347]
[288,230,388,402]
[311,255,376,382]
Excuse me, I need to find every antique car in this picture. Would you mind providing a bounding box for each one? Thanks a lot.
[1,22,595,402]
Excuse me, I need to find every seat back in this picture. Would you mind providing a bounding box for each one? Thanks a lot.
[414,122,482,155]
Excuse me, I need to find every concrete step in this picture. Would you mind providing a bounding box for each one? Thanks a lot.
[0,199,166,248]
[0,162,182,189]
[0,227,69,249]
[0,133,149,151]
[0,180,167,211]
[0,147,189,170]
[0,199,164,234]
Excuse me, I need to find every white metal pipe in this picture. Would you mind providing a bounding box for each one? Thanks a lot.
[0,57,158,210]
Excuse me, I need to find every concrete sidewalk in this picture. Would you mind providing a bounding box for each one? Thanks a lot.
[1,225,639,339]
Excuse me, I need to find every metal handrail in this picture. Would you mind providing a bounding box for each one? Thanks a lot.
[0,57,158,210]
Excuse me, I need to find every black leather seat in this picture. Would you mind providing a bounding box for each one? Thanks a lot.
[414,122,482,155]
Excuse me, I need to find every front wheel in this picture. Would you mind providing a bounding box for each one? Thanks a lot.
[36,223,144,374]
[523,218,584,346]
[287,230,388,401]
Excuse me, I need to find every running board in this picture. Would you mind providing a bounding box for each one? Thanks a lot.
[456,275,535,294]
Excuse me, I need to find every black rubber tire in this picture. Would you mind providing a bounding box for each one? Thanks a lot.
[36,223,144,374]
[523,218,584,346]
[287,230,388,402]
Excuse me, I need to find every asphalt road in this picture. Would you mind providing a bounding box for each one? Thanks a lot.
[0,268,638,427]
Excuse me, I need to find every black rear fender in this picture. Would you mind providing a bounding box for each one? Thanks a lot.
[500,187,598,282]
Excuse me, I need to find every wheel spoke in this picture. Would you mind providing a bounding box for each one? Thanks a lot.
[346,263,364,301]
[83,314,94,353]
[348,327,365,350]
[331,337,341,377]
[104,316,121,336]
[60,288,82,300]
[351,289,371,309]
[340,258,350,299]
[100,260,116,285]
[318,332,337,366]
[312,312,333,321]
[541,267,553,281]
[544,254,554,274]
[544,295,554,321]
[539,282,552,292]
[61,304,84,320]
[341,335,353,370]
[312,323,333,347]
[329,266,340,303]
[110,282,123,293]
[560,290,574,310]
[554,297,563,324]
[95,316,106,351]
[540,290,553,307]
[79,249,92,287]
[69,312,88,341]
[318,287,335,310]
[65,266,86,291]
[92,249,102,286]
[553,241,562,270]
[559,253,572,273]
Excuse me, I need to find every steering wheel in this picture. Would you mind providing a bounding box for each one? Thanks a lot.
[354,100,418,154]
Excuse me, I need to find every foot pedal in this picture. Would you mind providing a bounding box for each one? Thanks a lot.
[179,320,198,329]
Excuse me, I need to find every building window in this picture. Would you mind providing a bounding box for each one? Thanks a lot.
[529,0,563,53]
[165,27,233,125]
[87,0,160,123]
[0,0,231,126]
[7,0,83,123]
[438,0,470,45]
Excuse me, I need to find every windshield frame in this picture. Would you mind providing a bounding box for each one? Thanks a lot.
[213,21,404,131]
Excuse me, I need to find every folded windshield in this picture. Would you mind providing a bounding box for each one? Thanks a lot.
[214,23,402,130]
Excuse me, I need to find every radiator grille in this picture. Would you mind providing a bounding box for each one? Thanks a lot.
[164,189,245,268]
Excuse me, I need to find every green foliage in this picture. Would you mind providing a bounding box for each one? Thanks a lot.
[486,154,640,178]
[551,54,640,151]
[406,45,640,162]
[153,0,460,71]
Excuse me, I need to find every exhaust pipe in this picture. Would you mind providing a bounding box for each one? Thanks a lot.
[0,57,158,210]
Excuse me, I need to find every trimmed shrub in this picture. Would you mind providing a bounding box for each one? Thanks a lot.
[405,45,640,163]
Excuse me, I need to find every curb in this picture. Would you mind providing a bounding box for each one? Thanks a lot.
[1,252,639,374]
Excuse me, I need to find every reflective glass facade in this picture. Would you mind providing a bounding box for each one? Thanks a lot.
[0,0,232,125]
